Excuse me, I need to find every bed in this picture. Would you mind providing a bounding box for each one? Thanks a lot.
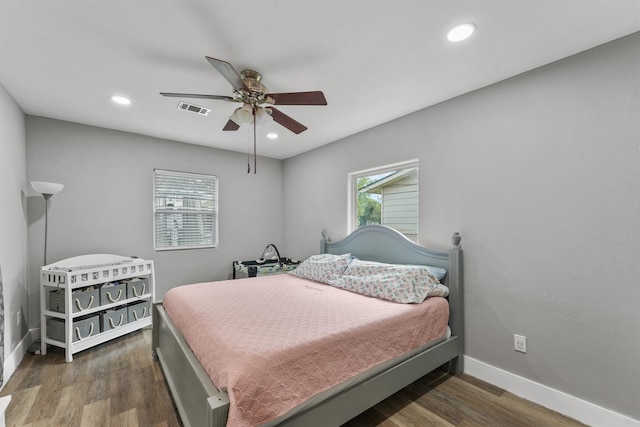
[152,225,464,427]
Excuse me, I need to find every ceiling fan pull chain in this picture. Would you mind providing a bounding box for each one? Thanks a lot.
[253,107,257,174]
[247,119,251,173]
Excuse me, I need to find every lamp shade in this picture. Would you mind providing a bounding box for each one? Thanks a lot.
[255,108,273,126]
[31,181,64,196]
[229,104,257,126]
[236,105,254,123]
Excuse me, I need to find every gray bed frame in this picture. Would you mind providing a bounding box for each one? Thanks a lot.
[152,225,464,427]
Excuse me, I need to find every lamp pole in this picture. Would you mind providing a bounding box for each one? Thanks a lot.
[42,193,53,266]
[31,181,64,266]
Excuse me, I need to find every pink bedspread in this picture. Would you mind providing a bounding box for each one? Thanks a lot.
[163,273,449,427]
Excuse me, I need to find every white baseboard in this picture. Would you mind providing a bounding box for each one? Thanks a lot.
[464,356,640,427]
[0,395,11,427]
[1,328,39,390]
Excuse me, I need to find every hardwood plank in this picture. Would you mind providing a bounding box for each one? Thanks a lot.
[1,330,586,427]
[407,381,499,426]
[402,374,476,426]
[431,375,547,427]
[501,391,586,427]
[110,408,139,427]
[123,367,155,426]
[383,394,456,427]
[1,357,36,393]
[457,373,506,397]
[344,367,587,427]
[458,418,499,427]
[22,418,58,427]
[108,363,135,415]
[347,408,402,427]
[51,384,87,426]
[80,399,111,427]
[4,385,41,426]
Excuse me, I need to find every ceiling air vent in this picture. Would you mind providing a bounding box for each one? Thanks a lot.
[177,101,210,116]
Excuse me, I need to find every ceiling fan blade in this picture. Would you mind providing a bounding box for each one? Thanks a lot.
[223,119,241,131]
[267,91,327,106]
[160,92,237,102]
[268,107,308,134]
[205,56,249,91]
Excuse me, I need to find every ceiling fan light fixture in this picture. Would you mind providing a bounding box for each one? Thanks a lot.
[230,104,254,125]
[255,108,273,126]
[266,132,278,140]
[230,105,274,127]
[447,23,476,42]
[237,104,254,123]
[229,109,242,126]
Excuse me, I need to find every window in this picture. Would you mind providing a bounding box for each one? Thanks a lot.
[153,169,218,250]
[349,160,419,242]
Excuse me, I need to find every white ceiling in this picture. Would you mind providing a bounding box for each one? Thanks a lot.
[1,1,639,159]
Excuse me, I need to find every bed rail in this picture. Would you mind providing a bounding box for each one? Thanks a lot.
[153,304,229,427]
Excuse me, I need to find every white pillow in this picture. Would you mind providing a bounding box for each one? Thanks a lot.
[289,253,351,285]
[335,259,448,303]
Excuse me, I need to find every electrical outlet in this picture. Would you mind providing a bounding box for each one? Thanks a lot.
[16,311,21,327]
[514,334,527,353]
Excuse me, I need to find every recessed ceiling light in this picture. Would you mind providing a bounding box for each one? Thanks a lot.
[447,23,476,42]
[110,95,131,105]
[266,133,278,140]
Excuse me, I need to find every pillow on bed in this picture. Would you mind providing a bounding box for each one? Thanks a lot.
[348,256,447,280]
[423,265,447,281]
[289,253,351,285]
[334,259,449,303]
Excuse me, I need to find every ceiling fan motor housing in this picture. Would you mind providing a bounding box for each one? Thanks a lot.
[239,69,270,105]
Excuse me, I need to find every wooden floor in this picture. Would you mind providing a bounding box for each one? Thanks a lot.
[0,330,586,427]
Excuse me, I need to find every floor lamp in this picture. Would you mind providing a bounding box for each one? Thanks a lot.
[31,181,64,266]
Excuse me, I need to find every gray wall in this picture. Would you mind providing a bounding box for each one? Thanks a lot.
[283,33,640,419]
[25,117,285,327]
[0,83,28,368]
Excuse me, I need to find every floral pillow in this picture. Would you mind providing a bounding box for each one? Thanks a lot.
[289,253,351,286]
[348,256,447,280]
[335,259,449,303]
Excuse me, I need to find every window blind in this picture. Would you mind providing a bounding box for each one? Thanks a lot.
[154,169,218,250]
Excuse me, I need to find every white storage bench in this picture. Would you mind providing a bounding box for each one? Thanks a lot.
[40,254,155,362]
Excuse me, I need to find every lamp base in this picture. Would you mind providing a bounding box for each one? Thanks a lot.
[28,339,45,354]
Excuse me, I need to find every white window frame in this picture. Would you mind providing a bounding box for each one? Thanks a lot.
[348,159,419,239]
[153,169,218,251]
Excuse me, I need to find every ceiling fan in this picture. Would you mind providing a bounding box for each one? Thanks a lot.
[160,56,327,135]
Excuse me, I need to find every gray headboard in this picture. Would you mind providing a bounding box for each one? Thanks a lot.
[321,225,451,269]
[320,225,464,344]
